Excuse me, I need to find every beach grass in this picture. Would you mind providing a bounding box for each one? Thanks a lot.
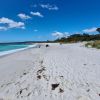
[85,40,100,49]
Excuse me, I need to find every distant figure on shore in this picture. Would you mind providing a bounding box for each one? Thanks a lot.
[46,44,49,47]
[60,43,63,45]
[38,45,41,48]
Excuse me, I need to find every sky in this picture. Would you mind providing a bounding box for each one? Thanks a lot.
[0,0,100,42]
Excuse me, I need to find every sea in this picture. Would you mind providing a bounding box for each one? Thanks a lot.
[0,44,36,56]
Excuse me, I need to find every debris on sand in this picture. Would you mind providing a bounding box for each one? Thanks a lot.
[23,72,27,75]
[37,75,41,79]
[60,76,64,78]
[20,90,22,94]
[59,88,64,93]
[84,64,87,66]
[51,84,59,90]
[86,89,90,92]
[37,67,45,74]
[40,60,43,64]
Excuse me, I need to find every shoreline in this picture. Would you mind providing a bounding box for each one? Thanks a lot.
[0,44,37,57]
[0,44,43,87]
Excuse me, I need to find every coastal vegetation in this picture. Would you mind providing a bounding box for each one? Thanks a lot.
[54,33,100,43]
[54,28,100,43]
[53,28,100,49]
[96,28,100,33]
[85,41,100,49]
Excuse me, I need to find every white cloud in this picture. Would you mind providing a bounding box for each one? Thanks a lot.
[30,12,43,18]
[0,17,14,24]
[9,22,25,29]
[83,27,97,33]
[0,26,7,30]
[52,31,69,38]
[0,17,25,30]
[40,4,59,10]
[18,13,31,20]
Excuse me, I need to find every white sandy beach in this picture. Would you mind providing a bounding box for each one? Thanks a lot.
[0,43,100,100]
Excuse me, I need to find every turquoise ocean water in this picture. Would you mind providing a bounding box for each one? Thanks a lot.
[0,44,29,52]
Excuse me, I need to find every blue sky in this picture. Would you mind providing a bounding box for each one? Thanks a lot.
[0,0,100,42]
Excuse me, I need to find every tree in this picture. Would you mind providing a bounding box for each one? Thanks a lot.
[96,28,100,33]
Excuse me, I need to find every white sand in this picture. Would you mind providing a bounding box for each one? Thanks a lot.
[0,43,100,100]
